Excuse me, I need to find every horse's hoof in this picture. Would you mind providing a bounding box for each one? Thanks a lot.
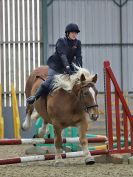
[21,124,28,131]
[54,160,65,167]
[33,134,39,138]
[85,157,95,165]
[32,134,39,146]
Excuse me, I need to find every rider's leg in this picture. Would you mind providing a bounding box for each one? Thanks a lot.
[26,68,59,104]
[26,80,50,104]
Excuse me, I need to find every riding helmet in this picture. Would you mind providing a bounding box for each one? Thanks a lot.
[65,23,80,33]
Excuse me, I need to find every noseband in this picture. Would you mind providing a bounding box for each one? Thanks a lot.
[82,104,98,112]
[79,87,98,112]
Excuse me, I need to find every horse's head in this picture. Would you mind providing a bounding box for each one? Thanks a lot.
[53,67,99,121]
[74,73,99,121]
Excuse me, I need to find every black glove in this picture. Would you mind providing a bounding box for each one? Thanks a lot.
[65,66,73,75]
[26,96,36,105]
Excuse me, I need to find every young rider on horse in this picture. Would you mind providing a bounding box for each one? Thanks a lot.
[26,23,82,105]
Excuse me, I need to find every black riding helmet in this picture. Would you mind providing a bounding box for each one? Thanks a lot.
[65,23,80,33]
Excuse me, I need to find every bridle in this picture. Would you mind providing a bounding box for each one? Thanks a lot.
[79,84,98,112]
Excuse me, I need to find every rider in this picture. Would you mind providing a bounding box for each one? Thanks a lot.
[26,23,82,105]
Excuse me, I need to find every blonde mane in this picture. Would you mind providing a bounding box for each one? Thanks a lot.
[53,66,95,92]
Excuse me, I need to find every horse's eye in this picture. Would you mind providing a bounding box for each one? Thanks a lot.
[84,92,89,96]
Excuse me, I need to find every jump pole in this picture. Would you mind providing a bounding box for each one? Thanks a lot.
[0,137,107,145]
[0,149,108,165]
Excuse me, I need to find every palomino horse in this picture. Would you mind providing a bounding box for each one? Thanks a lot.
[22,66,99,166]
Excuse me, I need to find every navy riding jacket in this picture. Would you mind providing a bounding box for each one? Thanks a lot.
[47,37,82,73]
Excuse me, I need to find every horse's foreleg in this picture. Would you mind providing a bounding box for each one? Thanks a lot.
[79,119,95,165]
[54,125,64,167]
[22,104,34,131]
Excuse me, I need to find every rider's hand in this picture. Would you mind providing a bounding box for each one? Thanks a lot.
[26,96,36,105]
[65,66,73,75]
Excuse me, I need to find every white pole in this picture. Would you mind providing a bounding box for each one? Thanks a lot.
[17,0,21,106]
[27,0,31,75]
[12,0,16,90]
[22,0,26,106]
[32,0,36,69]
[7,0,11,106]
[2,0,6,106]
[37,0,40,67]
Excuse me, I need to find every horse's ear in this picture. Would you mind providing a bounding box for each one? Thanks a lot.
[80,74,86,82]
[92,74,98,83]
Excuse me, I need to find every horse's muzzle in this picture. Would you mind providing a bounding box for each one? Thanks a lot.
[90,114,99,121]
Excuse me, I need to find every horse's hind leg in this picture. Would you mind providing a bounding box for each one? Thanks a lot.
[79,119,95,165]
[37,120,48,138]
[31,110,40,121]
[22,104,34,131]
[54,125,64,167]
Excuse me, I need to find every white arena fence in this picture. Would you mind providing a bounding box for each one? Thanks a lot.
[0,0,42,107]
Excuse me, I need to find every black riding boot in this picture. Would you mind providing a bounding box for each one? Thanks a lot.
[26,83,48,105]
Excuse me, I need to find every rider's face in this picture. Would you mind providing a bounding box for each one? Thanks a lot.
[68,32,78,40]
